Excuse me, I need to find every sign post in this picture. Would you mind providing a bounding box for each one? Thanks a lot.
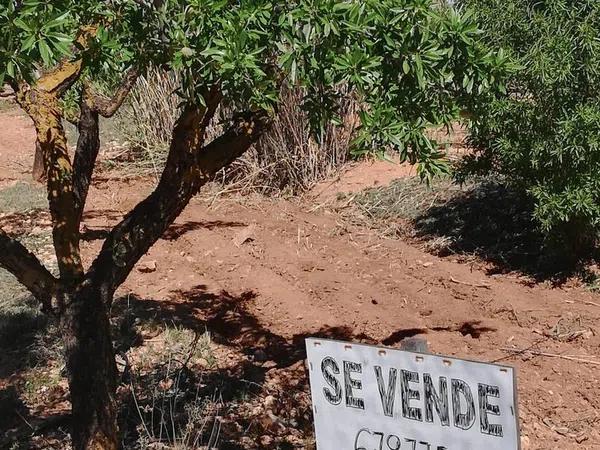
[306,338,520,450]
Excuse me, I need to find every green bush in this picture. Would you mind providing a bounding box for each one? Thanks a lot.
[458,0,600,256]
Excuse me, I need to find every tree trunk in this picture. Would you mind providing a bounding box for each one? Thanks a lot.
[61,284,119,450]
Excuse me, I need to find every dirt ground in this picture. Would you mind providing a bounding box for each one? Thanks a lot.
[1,109,599,449]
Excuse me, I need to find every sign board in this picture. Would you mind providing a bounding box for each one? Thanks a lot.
[306,338,519,450]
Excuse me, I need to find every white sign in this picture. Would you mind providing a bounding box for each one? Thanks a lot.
[306,338,520,450]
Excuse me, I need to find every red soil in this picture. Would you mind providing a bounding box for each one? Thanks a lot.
[1,110,599,449]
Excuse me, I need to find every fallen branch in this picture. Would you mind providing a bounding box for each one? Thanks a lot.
[565,299,600,308]
[500,347,600,366]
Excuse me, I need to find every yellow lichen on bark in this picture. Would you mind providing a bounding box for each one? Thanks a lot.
[36,59,83,94]
[36,24,97,95]
[16,85,84,281]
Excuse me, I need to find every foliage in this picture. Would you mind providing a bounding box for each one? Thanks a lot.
[458,0,600,253]
[1,0,506,179]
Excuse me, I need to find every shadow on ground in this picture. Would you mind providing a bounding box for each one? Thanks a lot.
[79,219,248,242]
[0,294,71,449]
[1,282,501,448]
[113,284,377,372]
[112,285,380,449]
[412,181,596,282]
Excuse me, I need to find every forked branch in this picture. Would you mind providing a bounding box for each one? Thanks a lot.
[72,67,139,221]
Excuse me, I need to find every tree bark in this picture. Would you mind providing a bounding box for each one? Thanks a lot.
[61,283,119,450]
[15,87,84,282]
[0,228,57,310]
[73,97,101,222]
[32,140,46,183]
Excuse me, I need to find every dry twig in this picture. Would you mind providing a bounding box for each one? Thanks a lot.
[500,347,600,366]
[449,276,491,289]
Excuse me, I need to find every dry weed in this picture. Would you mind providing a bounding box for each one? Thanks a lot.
[112,74,357,193]
[223,86,357,195]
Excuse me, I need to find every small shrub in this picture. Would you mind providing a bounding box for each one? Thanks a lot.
[116,75,356,194]
[458,0,600,257]
[124,326,221,449]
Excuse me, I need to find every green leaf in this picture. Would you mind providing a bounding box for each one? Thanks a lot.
[13,18,32,32]
[38,40,53,66]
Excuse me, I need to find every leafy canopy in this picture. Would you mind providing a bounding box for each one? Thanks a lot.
[459,0,600,245]
[1,0,506,178]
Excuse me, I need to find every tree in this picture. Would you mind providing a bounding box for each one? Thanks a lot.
[0,1,505,448]
[458,0,600,256]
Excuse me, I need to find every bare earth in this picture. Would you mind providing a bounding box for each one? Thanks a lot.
[1,110,599,449]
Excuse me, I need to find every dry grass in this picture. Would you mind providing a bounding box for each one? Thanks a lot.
[112,68,181,178]
[111,72,357,193]
[0,182,47,213]
[0,182,53,308]
[222,86,357,196]
[0,291,46,346]
[0,181,57,382]
[352,176,461,224]
[124,325,222,449]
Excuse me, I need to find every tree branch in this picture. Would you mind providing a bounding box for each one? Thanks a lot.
[89,67,140,118]
[0,229,58,310]
[15,85,84,281]
[72,92,100,223]
[71,68,140,220]
[36,59,84,96]
[88,101,269,297]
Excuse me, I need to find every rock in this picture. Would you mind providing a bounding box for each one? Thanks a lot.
[261,360,277,369]
[233,224,257,247]
[137,260,157,273]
